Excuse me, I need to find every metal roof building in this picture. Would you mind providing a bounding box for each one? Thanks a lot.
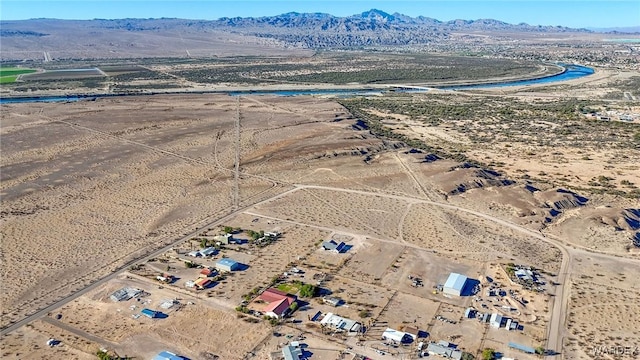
[515,269,534,281]
[215,258,240,272]
[443,273,468,296]
[214,233,233,244]
[200,247,218,257]
[320,312,361,332]
[490,313,503,328]
[141,308,158,319]
[282,344,303,360]
[382,328,413,343]
[153,351,183,360]
[110,287,142,302]
[426,343,463,360]
[194,278,211,290]
[508,342,536,354]
[322,296,342,307]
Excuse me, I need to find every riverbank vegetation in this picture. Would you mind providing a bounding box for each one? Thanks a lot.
[171,53,542,85]
[0,52,545,92]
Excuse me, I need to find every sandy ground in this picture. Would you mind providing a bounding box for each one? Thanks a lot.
[0,95,346,328]
[563,251,640,359]
[2,91,638,358]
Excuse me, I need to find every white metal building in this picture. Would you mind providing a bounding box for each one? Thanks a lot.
[426,343,463,360]
[382,328,413,343]
[320,312,361,332]
[490,313,503,328]
[443,273,468,296]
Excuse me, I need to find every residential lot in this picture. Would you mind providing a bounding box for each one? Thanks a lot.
[334,238,405,284]
[18,275,271,360]
[373,292,440,337]
[4,90,632,359]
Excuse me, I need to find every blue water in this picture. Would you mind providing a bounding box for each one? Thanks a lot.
[0,64,594,104]
[603,39,640,43]
[227,88,383,97]
[438,64,595,90]
[0,95,82,104]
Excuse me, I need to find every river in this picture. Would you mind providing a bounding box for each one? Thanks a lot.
[437,64,594,90]
[0,64,594,104]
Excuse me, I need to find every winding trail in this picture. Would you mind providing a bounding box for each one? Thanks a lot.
[290,184,572,354]
[0,180,576,355]
[394,151,442,201]
[4,102,637,356]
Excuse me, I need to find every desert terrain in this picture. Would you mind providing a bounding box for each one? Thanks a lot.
[1,13,639,358]
[2,68,638,360]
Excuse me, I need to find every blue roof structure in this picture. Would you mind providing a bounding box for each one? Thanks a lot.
[321,240,347,253]
[509,342,536,354]
[141,308,158,318]
[217,258,238,267]
[443,273,468,295]
[153,351,183,360]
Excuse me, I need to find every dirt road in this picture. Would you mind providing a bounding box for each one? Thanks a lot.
[0,186,299,336]
[5,176,637,357]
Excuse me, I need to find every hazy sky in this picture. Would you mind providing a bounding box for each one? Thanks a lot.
[1,1,638,28]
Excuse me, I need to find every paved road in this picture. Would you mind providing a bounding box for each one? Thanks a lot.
[5,177,637,357]
[0,186,298,336]
[12,99,620,354]
[41,317,118,348]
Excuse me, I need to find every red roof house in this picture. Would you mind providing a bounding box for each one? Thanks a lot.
[264,297,295,318]
[259,288,292,303]
[258,288,297,318]
[199,268,215,277]
[194,278,211,290]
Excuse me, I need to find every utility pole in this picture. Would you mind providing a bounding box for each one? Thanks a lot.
[233,96,241,210]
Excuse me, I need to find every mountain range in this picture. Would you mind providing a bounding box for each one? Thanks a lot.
[1,9,593,44]
[0,9,611,60]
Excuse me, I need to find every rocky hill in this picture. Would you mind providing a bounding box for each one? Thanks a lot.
[0,9,592,57]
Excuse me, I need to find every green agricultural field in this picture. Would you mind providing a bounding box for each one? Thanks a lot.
[0,67,37,84]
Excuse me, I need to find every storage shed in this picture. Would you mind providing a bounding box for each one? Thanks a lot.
[508,342,536,354]
[464,308,476,318]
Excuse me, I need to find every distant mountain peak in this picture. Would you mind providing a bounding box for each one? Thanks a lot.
[0,9,593,53]
[359,9,395,20]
